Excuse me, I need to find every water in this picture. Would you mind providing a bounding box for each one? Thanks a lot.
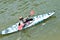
[0,0,60,40]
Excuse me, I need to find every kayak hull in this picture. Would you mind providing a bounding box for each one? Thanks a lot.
[0,11,55,35]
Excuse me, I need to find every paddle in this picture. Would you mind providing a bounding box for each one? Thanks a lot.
[24,10,35,20]
[28,10,35,17]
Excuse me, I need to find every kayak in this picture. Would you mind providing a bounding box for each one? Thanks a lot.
[0,11,55,35]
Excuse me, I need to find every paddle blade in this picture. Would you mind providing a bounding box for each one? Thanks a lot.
[30,10,35,16]
[18,24,24,30]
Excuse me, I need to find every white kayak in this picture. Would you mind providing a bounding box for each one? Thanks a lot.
[0,11,55,35]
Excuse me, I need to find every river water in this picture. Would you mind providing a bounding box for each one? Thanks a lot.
[0,0,60,40]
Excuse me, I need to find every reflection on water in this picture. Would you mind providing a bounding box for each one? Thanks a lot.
[0,0,60,40]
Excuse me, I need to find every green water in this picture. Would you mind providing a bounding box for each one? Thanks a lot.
[0,0,60,40]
